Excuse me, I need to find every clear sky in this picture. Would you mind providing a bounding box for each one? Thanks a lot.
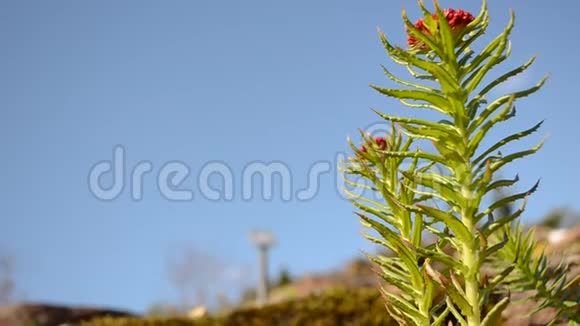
[0,0,578,313]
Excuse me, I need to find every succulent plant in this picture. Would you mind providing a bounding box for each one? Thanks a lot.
[343,1,579,325]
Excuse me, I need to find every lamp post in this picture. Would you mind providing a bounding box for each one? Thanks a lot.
[249,230,275,306]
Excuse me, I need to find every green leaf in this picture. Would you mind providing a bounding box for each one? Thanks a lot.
[373,110,461,138]
[412,213,424,248]
[358,214,423,287]
[481,296,510,326]
[382,150,452,171]
[382,288,424,324]
[370,86,450,110]
[378,33,460,94]
[468,94,513,135]
[469,56,536,110]
[401,171,463,208]
[486,265,515,293]
[368,254,419,295]
[473,120,544,166]
[417,246,464,273]
[463,0,488,35]
[416,205,472,244]
[468,99,516,158]
[433,2,457,64]
[477,180,539,222]
[469,76,548,133]
[457,13,489,61]
[488,139,545,173]
[380,65,438,92]
[405,64,436,81]
[482,174,519,194]
[481,232,508,262]
[431,306,450,326]
[420,267,435,315]
[465,39,511,95]
[369,254,410,282]
[461,10,514,82]
[432,134,468,162]
[401,8,444,56]
[446,272,475,318]
[446,296,469,326]
[351,199,399,228]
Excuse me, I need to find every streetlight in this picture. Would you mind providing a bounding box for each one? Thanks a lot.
[249,230,275,306]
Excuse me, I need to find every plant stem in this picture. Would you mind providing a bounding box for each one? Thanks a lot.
[461,177,481,325]
[463,231,481,326]
[458,120,481,325]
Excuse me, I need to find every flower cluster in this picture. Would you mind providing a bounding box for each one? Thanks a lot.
[444,9,475,30]
[407,8,475,49]
[407,19,428,49]
[360,136,387,153]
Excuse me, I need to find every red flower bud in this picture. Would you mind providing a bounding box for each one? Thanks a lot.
[359,136,387,156]
[442,9,475,30]
[407,8,475,50]
[407,18,429,48]
[374,137,387,150]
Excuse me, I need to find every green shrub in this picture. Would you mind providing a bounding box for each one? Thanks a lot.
[83,288,394,326]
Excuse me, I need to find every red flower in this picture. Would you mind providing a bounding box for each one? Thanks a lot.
[407,18,429,48]
[374,137,387,150]
[360,136,388,154]
[443,9,475,30]
[407,8,475,49]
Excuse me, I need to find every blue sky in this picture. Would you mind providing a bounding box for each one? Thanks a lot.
[0,0,578,313]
